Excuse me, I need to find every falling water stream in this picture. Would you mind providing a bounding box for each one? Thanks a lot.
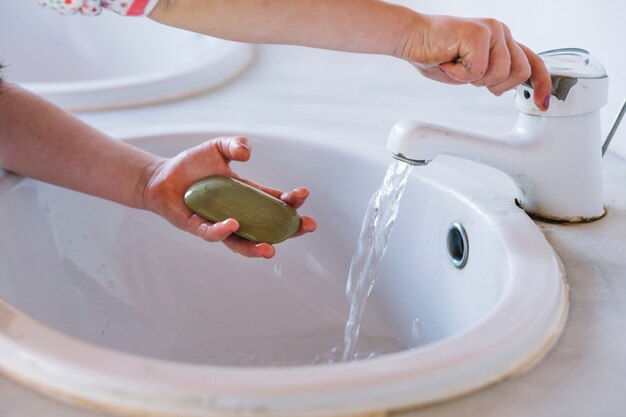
[342,160,413,362]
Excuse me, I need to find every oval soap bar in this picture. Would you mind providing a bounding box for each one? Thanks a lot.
[184,176,301,244]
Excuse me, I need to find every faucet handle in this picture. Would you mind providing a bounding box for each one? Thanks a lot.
[515,48,608,117]
[541,48,607,80]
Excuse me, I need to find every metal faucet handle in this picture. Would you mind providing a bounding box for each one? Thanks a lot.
[522,75,580,102]
[517,48,624,156]
[540,48,607,80]
[523,48,607,101]
[515,48,608,117]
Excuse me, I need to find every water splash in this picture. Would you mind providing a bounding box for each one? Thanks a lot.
[342,160,413,362]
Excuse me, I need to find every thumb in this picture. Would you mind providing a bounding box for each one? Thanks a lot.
[215,136,251,162]
[439,36,490,83]
[440,55,488,83]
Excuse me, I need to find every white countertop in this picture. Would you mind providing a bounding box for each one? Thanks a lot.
[3,5,626,415]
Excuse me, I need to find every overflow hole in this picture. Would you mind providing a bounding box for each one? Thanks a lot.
[447,222,469,269]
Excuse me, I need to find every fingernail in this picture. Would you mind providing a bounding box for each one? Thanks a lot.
[234,136,248,147]
[222,219,238,229]
[256,243,274,258]
[543,96,550,111]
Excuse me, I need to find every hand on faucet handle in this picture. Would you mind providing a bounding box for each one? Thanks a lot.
[403,14,552,111]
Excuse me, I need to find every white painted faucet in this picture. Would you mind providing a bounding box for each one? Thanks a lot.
[387,48,622,222]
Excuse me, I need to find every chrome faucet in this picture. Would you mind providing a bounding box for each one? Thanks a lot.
[387,48,625,222]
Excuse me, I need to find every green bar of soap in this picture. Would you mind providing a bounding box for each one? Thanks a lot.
[184,176,301,244]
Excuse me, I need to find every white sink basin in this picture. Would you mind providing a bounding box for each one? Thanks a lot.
[0,125,567,416]
[0,3,253,112]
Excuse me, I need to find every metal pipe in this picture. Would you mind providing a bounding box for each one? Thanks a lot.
[602,99,626,156]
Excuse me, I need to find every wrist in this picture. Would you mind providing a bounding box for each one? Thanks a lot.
[392,10,431,62]
[134,156,166,211]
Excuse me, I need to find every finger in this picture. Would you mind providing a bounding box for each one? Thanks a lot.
[412,63,467,85]
[239,180,311,209]
[215,136,251,162]
[440,23,491,83]
[280,187,310,209]
[471,23,511,87]
[518,43,552,111]
[290,216,317,238]
[488,30,531,95]
[223,236,276,259]
[186,215,239,242]
[237,178,285,199]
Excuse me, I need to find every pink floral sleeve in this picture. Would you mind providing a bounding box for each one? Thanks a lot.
[38,0,161,16]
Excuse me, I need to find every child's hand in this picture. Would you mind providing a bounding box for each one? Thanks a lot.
[142,136,316,259]
[400,14,552,111]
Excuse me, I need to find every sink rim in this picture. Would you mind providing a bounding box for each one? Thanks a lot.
[22,40,253,92]
[11,17,254,112]
[0,124,568,416]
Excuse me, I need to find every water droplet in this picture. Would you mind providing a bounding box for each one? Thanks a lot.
[412,318,421,341]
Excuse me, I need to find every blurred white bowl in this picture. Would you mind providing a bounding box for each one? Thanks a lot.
[0,2,253,111]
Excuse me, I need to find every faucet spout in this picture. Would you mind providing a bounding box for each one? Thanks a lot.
[388,119,526,172]
[386,112,606,223]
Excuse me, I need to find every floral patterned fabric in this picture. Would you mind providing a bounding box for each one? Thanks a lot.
[38,0,160,16]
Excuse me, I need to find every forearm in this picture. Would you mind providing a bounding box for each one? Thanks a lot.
[149,0,420,57]
[0,84,162,209]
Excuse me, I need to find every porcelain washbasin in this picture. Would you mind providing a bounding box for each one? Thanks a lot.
[0,2,253,112]
[0,125,567,416]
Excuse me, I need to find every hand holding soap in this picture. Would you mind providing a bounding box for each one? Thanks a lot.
[184,176,301,244]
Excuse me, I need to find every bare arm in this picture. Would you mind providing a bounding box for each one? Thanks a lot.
[0,83,315,258]
[0,83,159,209]
[149,0,552,110]
[150,0,414,57]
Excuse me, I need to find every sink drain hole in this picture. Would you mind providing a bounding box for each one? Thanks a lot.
[447,222,468,269]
